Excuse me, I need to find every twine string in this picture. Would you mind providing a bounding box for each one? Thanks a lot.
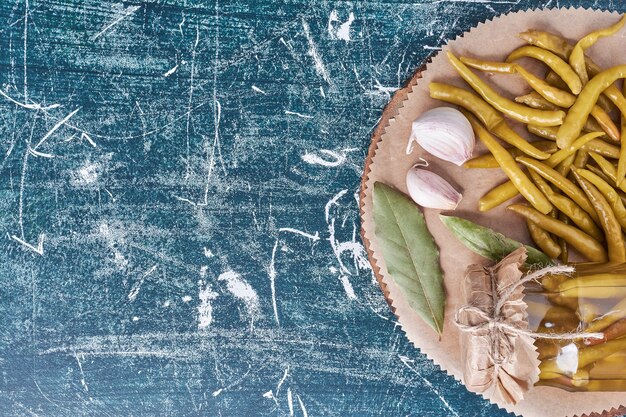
[455,263,604,342]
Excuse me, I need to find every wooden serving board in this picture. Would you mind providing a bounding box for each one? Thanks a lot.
[360,7,626,417]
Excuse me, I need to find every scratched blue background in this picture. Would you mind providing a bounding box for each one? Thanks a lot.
[0,1,622,416]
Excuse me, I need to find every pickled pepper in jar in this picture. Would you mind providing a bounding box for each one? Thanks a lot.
[525,263,626,391]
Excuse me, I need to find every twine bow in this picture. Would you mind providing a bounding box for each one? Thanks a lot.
[455,264,604,342]
[454,247,602,404]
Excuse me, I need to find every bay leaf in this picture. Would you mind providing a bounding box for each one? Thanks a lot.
[373,182,445,335]
[439,215,554,267]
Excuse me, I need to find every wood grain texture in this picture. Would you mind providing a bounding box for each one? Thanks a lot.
[0,0,624,416]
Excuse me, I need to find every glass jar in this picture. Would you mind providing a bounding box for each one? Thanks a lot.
[524,263,626,391]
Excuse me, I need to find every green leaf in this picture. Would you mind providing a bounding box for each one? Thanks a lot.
[373,182,445,335]
[439,215,554,267]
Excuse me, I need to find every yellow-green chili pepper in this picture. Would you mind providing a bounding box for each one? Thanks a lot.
[516,92,561,110]
[527,219,562,259]
[528,124,558,140]
[518,30,573,59]
[573,150,590,169]
[429,83,550,159]
[459,57,516,73]
[589,107,620,143]
[479,181,520,212]
[463,141,557,169]
[595,92,615,113]
[446,51,565,126]
[594,74,626,117]
[462,156,503,169]
[514,65,575,106]
[515,156,600,223]
[557,65,626,148]
[507,204,607,262]
[585,116,608,136]
[528,170,604,242]
[507,45,583,94]
[545,70,569,90]
[556,152,577,178]
[589,153,626,193]
[547,131,605,167]
[429,82,501,128]
[586,164,614,183]
[529,121,612,153]
[572,168,626,262]
[578,297,626,333]
[587,60,626,117]
[557,213,569,264]
[518,29,626,117]
[464,112,553,214]
[580,140,620,159]
[558,239,569,263]
[514,67,620,142]
[618,81,626,186]
[576,168,626,232]
[477,132,604,206]
[520,93,606,134]
[547,74,617,112]
[569,16,626,85]
[520,94,617,142]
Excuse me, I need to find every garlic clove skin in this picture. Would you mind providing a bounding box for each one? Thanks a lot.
[407,107,475,166]
[406,166,462,210]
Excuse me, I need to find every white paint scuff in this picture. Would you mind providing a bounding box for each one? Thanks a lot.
[268,240,280,326]
[297,394,308,417]
[302,19,333,86]
[81,132,97,147]
[10,233,45,255]
[74,353,89,393]
[301,148,357,168]
[92,5,141,40]
[324,189,372,299]
[399,355,460,417]
[74,162,100,185]
[252,85,267,94]
[163,65,178,77]
[197,282,219,329]
[276,366,289,395]
[339,275,356,300]
[218,271,260,322]
[328,10,355,41]
[33,108,81,151]
[287,388,294,416]
[278,228,320,242]
[266,227,319,326]
[285,110,313,119]
[128,265,157,302]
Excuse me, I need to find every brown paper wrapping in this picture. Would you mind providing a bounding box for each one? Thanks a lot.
[359,7,626,417]
[458,247,539,405]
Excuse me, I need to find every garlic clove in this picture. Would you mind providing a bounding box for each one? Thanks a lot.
[406,166,462,210]
[407,107,475,166]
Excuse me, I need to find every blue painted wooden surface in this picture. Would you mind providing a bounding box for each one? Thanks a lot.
[0,1,622,416]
